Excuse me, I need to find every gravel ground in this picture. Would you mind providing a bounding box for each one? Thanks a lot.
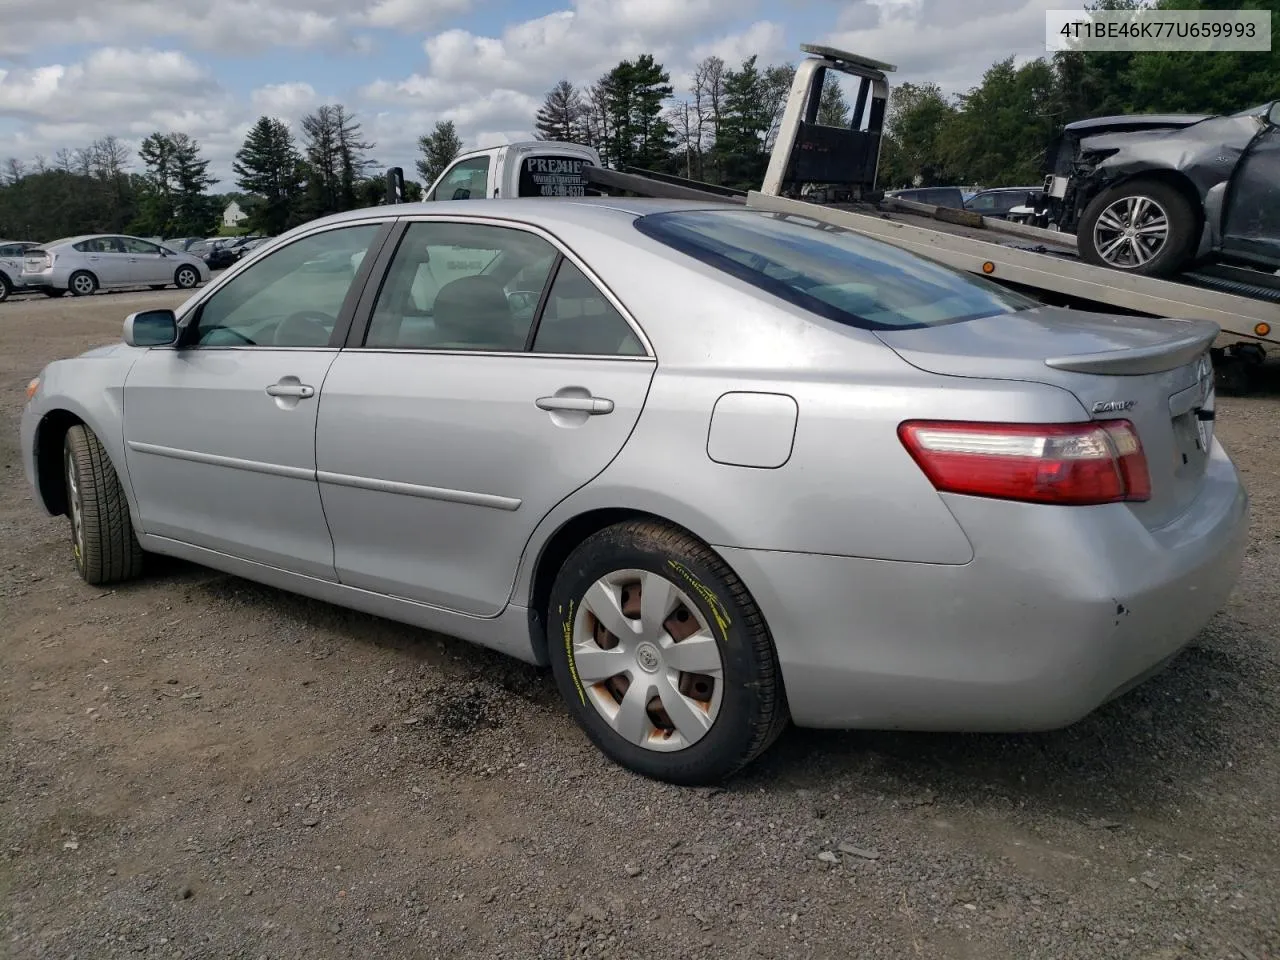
[2,290,1278,960]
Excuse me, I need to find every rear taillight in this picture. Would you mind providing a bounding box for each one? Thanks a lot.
[898,419,1151,506]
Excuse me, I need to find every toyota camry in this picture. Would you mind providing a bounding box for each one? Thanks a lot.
[20,197,1249,785]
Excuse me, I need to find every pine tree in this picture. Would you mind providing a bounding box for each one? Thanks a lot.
[300,104,375,218]
[534,80,586,142]
[233,116,306,234]
[416,120,463,186]
[600,54,674,169]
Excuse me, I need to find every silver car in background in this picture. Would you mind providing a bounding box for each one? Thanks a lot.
[18,198,1249,785]
[21,234,210,297]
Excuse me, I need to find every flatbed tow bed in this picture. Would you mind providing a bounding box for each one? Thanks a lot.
[584,44,1279,391]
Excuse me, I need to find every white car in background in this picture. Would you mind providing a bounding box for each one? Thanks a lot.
[0,240,40,302]
[21,234,210,297]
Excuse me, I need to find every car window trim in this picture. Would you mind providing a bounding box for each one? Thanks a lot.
[344,213,656,360]
[522,252,565,351]
[173,217,398,351]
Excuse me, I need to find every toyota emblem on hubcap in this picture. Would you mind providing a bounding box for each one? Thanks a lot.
[636,642,661,673]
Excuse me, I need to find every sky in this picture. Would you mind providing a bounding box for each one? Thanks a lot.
[0,0,1074,187]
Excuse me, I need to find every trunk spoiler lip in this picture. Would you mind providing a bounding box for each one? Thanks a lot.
[1044,319,1220,376]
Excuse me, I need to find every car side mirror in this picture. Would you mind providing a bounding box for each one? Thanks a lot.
[124,309,178,347]
[1269,101,1280,127]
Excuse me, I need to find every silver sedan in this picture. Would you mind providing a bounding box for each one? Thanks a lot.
[21,233,209,297]
[19,198,1250,784]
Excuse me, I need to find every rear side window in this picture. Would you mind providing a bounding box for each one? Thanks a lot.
[633,209,1037,331]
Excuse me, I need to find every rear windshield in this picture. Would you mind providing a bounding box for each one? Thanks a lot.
[633,208,1037,331]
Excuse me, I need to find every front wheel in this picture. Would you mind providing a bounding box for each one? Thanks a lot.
[0,274,11,302]
[1078,178,1199,277]
[63,424,144,585]
[547,520,789,785]
[174,265,200,289]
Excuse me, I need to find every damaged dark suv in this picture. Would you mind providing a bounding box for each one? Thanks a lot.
[1033,100,1280,278]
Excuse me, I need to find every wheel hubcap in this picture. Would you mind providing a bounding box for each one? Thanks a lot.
[179,269,195,286]
[572,569,724,752]
[1093,195,1170,268]
[65,450,84,562]
[73,275,93,294]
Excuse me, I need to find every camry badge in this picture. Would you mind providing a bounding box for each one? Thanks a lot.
[1092,399,1136,414]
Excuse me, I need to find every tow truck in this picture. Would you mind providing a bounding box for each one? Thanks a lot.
[388,43,1279,393]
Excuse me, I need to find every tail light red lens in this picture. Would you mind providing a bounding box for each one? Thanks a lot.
[898,419,1151,506]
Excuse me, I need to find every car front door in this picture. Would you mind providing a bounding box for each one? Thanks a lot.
[121,219,391,579]
[120,236,172,284]
[1221,109,1280,266]
[315,218,655,616]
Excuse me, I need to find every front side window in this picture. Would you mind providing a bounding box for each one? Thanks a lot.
[633,208,1037,331]
[429,156,491,201]
[363,220,557,351]
[121,237,161,255]
[190,223,381,347]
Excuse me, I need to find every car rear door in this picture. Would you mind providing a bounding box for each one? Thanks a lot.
[315,217,655,617]
[121,218,392,579]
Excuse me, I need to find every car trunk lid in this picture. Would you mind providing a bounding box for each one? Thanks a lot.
[876,306,1219,530]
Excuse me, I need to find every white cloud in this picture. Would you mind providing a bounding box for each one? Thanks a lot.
[360,0,474,31]
[0,0,1069,190]
[825,0,1064,93]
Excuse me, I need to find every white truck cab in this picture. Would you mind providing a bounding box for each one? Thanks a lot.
[423,141,603,202]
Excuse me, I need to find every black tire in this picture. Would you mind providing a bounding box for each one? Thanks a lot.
[547,519,789,785]
[0,273,11,303]
[68,270,98,297]
[1078,178,1198,277]
[62,424,144,585]
[174,265,199,289]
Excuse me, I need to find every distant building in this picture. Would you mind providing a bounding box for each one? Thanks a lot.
[222,201,248,228]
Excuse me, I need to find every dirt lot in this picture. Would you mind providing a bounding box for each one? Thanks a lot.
[2,290,1278,960]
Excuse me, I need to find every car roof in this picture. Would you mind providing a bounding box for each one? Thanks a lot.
[295,196,741,241]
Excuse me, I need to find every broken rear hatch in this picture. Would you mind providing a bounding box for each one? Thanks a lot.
[877,307,1220,530]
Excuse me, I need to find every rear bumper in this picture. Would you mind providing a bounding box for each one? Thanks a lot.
[719,438,1250,731]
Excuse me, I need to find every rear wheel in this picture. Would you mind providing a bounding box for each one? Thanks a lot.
[68,270,98,297]
[0,274,11,302]
[62,424,144,585]
[174,265,199,289]
[547,520,789,785]
[1078,178,1198,277]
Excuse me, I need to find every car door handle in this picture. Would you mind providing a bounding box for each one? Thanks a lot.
[265,382,315,399]
[536,395,614,415]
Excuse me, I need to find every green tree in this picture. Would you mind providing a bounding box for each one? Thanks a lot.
[233,116,306,235]
[416,120,463,187]
[534,80,586,142]
[134,132,217,236]
[817,76,850,127]
[716,55,774,188]
[300,104,375,218]
[600,54,675,169]
[878,82,960,188]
